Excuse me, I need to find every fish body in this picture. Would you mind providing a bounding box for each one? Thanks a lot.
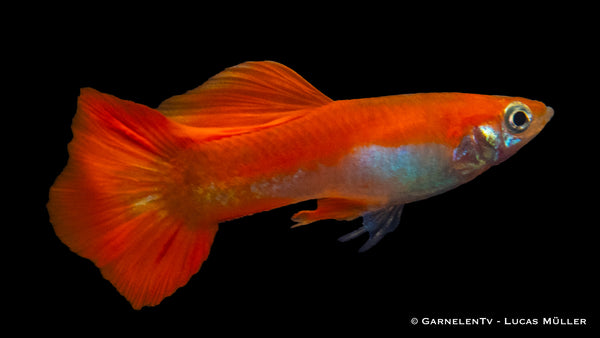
[48,61,553,309]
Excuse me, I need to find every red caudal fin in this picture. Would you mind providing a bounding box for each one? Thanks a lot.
[48,89,218,309]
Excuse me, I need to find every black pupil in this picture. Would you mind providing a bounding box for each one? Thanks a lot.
[512,111,528,127]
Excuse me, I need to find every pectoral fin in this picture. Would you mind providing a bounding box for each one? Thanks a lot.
[338,204,404,252]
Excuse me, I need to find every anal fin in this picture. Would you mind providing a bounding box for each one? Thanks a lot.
[291,198,371,228]
[338,204,404,252]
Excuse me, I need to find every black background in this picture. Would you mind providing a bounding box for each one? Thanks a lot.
[19,5,596,334]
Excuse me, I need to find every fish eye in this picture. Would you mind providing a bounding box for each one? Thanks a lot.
[504,102,532,133]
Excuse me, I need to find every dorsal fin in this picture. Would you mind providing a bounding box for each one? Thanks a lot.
[157,61,333,128]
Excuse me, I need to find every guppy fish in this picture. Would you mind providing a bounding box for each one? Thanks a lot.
[48,61,553,309]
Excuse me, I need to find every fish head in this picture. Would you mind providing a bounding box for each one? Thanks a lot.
[499,99,554,159]
[452,96,553,176]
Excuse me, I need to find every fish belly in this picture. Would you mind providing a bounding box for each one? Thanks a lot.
[328,143,462,205]
[237,143,463,213]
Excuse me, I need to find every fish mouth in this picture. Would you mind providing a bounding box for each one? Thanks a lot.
[545,106,555,122]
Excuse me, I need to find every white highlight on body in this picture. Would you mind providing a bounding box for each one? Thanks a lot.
[133,194,160,207]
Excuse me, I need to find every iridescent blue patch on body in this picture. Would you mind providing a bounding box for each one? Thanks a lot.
[346,143,460,203]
